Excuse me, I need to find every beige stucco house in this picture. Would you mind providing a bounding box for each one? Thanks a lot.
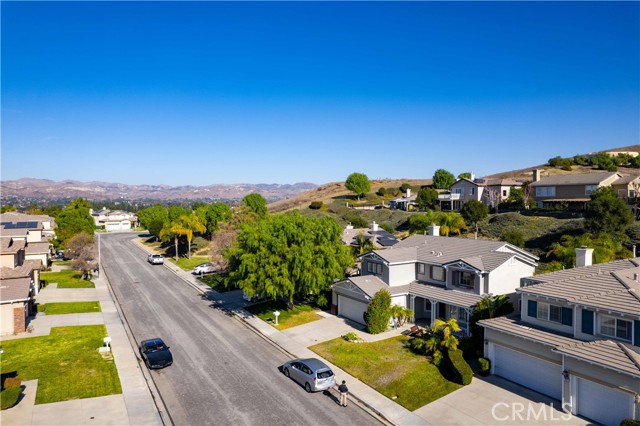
[332,226,538,334]
[439,176,523,211]
[480,249,640,426]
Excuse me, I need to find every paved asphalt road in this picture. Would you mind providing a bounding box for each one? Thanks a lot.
[101,233,380,426]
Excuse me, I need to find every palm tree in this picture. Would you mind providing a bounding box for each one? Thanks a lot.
[173,214,206,260]
[435,212,467,236]
[432,318,461,351]
[159,223,180,261]
[355,232,374,255]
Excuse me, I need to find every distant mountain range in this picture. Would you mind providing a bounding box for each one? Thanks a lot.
[0,178,318,204]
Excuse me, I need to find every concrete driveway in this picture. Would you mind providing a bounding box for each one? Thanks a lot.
[414,375,595,425]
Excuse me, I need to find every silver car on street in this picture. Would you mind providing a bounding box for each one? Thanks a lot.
[282,358,336,392]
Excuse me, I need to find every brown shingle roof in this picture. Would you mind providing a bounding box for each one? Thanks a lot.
[0,260,40,279]
[25,242,50,255]
[0,278,31,302]
[0,238,26,253]
[479,316,577,347]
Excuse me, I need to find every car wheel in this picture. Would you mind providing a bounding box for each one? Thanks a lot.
[284,368,290,378]
[305,383,312,393]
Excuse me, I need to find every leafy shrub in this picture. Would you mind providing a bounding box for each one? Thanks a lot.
[342,212,368,228]
[192,236,209,251]
[309,201,323,210]
[377,187,387,196]
[407,337,427,355]
[620,420,640,426]
[363,290,391,334]
[379,223,395,234]
[400,183,411,192]
[443,349,473,385]
[0,387,21,410]
[342,332,360,342]
[316,293,327,307]
[503,229,525,247]
[478,357,491,376]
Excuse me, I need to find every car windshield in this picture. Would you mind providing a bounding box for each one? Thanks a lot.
[317,369,333,379]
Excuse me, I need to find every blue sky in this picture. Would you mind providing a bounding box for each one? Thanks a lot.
[2,1,638,186]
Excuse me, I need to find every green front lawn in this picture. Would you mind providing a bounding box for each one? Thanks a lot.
[167,256,208,271]
[197,273,238,292]
[310,335,461,411]
[245,300,322,330]
[38,302,102,315]
[40,270,95,288]
[0,325,122,404]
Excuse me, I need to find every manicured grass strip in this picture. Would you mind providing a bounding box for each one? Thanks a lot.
[167,256,209,271]
[310,335,461,411]
[38,301,102,315]
[40,270,95,289]
[0,325,121,404]
[245,300,322,330]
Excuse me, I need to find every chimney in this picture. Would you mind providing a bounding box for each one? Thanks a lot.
[429,225,440,237]
[575,246,593,267]
[406,188,411,198]
[533,169,541,182]
[371,221,379,232]
[470,173,475,181]
[345,223,354,230]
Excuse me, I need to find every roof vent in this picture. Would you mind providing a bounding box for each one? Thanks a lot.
[431,250,435,255]
[634,273,639,282]
[437,252,443,257]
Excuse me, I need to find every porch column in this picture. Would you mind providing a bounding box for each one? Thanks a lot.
[465,308,472,336]
[410,295,416,322]
[431,300,438,325]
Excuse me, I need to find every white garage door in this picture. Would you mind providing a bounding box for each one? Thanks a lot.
[338,295,368,325]
[493,345,562,400]
[576,377,632,426]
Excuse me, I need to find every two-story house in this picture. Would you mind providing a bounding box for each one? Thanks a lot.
[529,171,640,210]
[439,176,523,211]
[0,237,41,335]
[479,249,640,426]
[0,221,51,267]
[90,208,137,231]
[332,226,538,335]
[0,212,56,241]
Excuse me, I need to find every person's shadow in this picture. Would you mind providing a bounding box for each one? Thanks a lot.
[323,388,341,405]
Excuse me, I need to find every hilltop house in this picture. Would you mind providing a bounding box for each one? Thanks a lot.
[530,171,640,209]
[438,175,523,211]
[479,249,640,426]
[332,225,538,335]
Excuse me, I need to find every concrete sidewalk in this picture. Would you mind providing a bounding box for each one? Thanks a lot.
[1,266,163,426]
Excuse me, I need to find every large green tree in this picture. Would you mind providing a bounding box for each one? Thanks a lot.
[55,198,95,243]
[409,210,438,234]
[460,200,489,239]
[415,187,439,210]
[434,211,466,236]
[227,212,352,306]
[432,169,455,190]
[242,193,268,218]
[137,205,169,239]
[196,203,233,240]
[585,187,634,237]
[345,172,371,201]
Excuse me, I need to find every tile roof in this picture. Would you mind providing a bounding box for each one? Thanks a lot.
[0,238,26,253]
[612,175,640,185]
[530,172,619,187]
[379,235,536,271]
[0,260,41,279]
[345,276,409,298]
[479,315,578,347]
[519,259,640,316]
[481,317,640,378]
[0,277,31,302]
[554,340,640,379]
[25,242,50,254]
[342,228,399,248]
[408,282,484,308]
[0,228,29,237]
[0,212,52,223]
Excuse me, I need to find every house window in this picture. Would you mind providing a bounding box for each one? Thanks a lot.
[367,262,382,275]
[585,185,598,195]
[502,189,507,197]
[457,308,468,324]
[453,188,464,195]
[431,266,445,281]
[470,188,475,195]
[458,272,474,288]
[536,302,562,323]
[535,187,556,197]
[600,316,632,341]
[418,264,425,274]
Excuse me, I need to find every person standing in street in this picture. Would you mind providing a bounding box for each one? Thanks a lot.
[338,380,349,407]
